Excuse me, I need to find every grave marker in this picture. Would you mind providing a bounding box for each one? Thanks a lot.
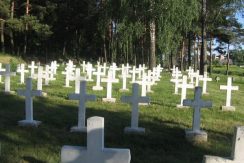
[17,64,29,84]
[0,63,6,83]
[18,78,42,127]
[69,81,96,132]
[61,116,131,163]
[203,126,244,163]
[28,61,37,78]
[93,66,103,91]
[121,83,150,134]
[101,70,119,103]
[0,64,16,93]
[220,77,239,111]
[200,72,212,94]
[183,87,212,142]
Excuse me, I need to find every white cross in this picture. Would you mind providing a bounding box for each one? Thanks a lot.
[43,65,52,85]
[17,78,42,127]
[220,77,239,107]
[130,66,138,83]
[62,66,74,87]
[69,81,96,132]
[72,68,85,94]
[109,62,120,80]
[81,61,86,73]
[28,61,37,78]
[119,66,131,91]
[101,70,119,102]
[61,116,131,163]
[121,83,150,133]
[0,63,6,83]
[0,64,16,93]
[36,66,44,91]
[86,63,95,81]
[183,87,212,132]
[93,66,104,91]
[17,64,29,84]
[200,72,212,94]
[171,67,182,80]
[203,126,244,163]
[170,72,182,95]
[177,75,194,107]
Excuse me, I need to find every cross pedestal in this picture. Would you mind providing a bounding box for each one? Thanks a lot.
[121,83,150,134]
[69,81,96,132]
[220,77,239,111]
[61,116,131,163]
[17,78,42,127]
[203,126,244,163]
[183,87,212,142]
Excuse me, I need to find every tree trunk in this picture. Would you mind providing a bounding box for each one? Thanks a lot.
[149,19,156,70]
[24,0,30,56]
[103,36,107,63]
[0,19,5,53]
[10,0,15,54]
[226,43,230,76]
[209,36,212,75]
[200,0,207,75]
[188,32,192,68]
[180,40,185,71]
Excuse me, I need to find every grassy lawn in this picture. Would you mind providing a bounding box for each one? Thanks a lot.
[0,58,244,162]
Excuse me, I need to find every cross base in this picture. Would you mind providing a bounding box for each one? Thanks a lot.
[203,155,234,163]
[102,98,116,103]
[177,104,189,109]
[119,88,129,92]
[18,120,41,127]
[92,86,103,91]
[185,129,207,142]
[63,85,71,88]
[221,106,235,111]
[124,127,145,134]
[70,126,87,133]
[86,79,94,82]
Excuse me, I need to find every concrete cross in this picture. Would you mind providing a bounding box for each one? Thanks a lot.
[61,116,131,163]
[177,75,194,108]
[183,87,212,132]
[101,70,119,102]
[0,63,6,83]
[72,68,85,94]
[28,61,38,78]
[86,63,95,81]
[220,77,239,111]
[17,63,29,84]
[109,62,120,80]
[130,66,138,83]
[203,126,244,163]
[121,83,150,134]
[69,81,96,132]
[93,66,104,91]
[18,78,42,127]
[119,66,131,91]
[200,72,212,94]
[0,64,16,93]
[170,71,182,94]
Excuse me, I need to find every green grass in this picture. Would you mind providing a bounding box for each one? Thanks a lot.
[0,58,244,162]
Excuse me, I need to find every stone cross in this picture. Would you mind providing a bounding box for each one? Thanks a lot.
[121,83,150,134]
[81,61,86,73]
[110,62,120,80]
[120,66,131,91]
[172,67,182,79]
[183,87,212,142]
[72,68,85,94]
[170,71,182,94]
[130,66,137,83]
[101,62,107,76]
[61,116,131,163]
[17,64,29,84]
[28,61,37,78]
[86,63,95,81]
[69,81,96,132]
[93,66,104,91]
[62,66,74,87]
[0,64,16,93]
[177,75,194,108]
[43,65,51,85]
[101,70,119,102]
[17,78,42,127]
[200,72,212,94]
[220,77,239,111]
[203,126,244,163]
[0,63,6,83]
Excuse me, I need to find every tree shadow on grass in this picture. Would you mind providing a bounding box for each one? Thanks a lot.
[22,156,46,163]
[0,93,235,163]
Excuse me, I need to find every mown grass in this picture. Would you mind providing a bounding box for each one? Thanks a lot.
[0,57,244,163]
